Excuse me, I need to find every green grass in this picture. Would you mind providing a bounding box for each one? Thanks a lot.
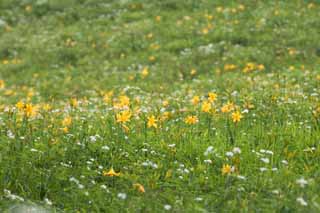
[0,0,320,212]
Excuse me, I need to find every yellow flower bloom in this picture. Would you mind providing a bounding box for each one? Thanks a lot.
[133,183,145,193]
[116,110,132,123]
[185,115,198,125]
[62,116,72,126]
[191,96,200,105]
[70,98,78,108]
[0,80,5,89]
[103,168,120,177]
[190,69,197,75]
[162,100,169,107]
[221,164,232,175]
[24,103,37,117]
[141,67,149,78]
[16,101,25,110]
[231,111,243,123]
[208,92,217,103]
[221,102,234,113]
[147,115,157,128]
[201,101,211,113]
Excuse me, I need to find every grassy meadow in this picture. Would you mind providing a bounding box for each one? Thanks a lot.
[0,0,320,212]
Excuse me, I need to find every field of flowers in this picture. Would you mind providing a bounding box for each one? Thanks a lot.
[0,0,320,212]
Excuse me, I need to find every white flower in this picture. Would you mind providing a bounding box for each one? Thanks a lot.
[101,145,110,151]
[226,151,234,157]
[260,158,270,164]
[164,204,172,210]
[259,167,268,172]
[204,159,212,164]
[237,175,246,180]
[296,178,308,188]
[117,193,127,200]
[296,197,307,206]
[44,198,52,205]
[232,147,241,154]
[204,146,214,156]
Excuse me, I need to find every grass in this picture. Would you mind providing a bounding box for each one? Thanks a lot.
[0,0,320,212]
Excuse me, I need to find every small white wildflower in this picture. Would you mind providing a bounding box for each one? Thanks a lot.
[204,159,212,164]
[232,147,241,154]
[164,204,172,210]
[296,178,308,188]
[259,167,268,172]
[44,198,52,205]
[195,197,203,201]
[226,151,234,157]
[117,193,127,200]
[260,158,270,164]
[237,175,246,180]
[101,145,110,151]
[296,197,308,206]
[281,160,288,165]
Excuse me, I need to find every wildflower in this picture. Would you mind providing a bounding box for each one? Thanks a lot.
[191,96,200,105]
[141,67,149,78]
[118,95,130,108]
[231,111,243,123]
[208,92,217,102]
[70,98,78,108]
[296,178,308,188]
[133,183,145,193]
[24,103,37,117]
[184,115,198,125]
[0,80,5,89]
[117,193,127,200]
[201,101,211,113]
[62,116,72,126]
[221,164,233,175]
[164,205,172,210]
[103,168,120,177]
[162,100,169,107]
[155,16,161,22]
[147,115,157,128]
[16,101,24,110]
[221,102,234,113]
[296,197,307,206]
[116,110,131,123]
[190,69,197,75]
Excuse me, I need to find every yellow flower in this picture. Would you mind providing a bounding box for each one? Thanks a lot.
[141,67,149,78]
[16,101,25,110]
[25,5,32,12]
[103,168,120,177]
[0,80,5,89]
[62,127,69,133]
[42,103,52,111]
[221,102,234,113]
[201,101,211,113]
[160,111,170,121]
[155,16,161,22]
[70,98,78,108]
[231,111,242,123]
[115,95,130,108]
[24,103,37,117]
[191,96,200,105]
[162,100,169,107]
[133,183,145,193]
[147,115,157,128]
[257,64,265,71]
[62,116,72,126]
[208,92,217,103]
[116,110,132,123]
[190,69,197,75]
[221,164,232,175]
[185,115,198,125]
